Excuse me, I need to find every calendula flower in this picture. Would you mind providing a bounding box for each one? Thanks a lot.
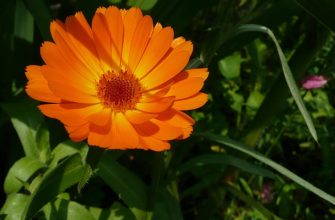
[25,6,208,151]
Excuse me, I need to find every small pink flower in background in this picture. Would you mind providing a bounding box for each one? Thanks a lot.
[260,182,274,204]
[302,75,329,90]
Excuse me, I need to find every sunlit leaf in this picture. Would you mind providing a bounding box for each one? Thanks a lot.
[246,91,264,110]
[22,154,85,219]
[4,157,45,194]
[0,193,29,219]
[89,202,135,220]
[43,198,94,220]
[1,100,46,158]
[218,53,242,79]
[128,0,159,10]
[49,141,89,167]
[77,163,93,193]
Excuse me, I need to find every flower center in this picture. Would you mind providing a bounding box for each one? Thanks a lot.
[97,71,142,111]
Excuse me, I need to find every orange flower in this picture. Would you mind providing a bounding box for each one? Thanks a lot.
[25,6,208,151]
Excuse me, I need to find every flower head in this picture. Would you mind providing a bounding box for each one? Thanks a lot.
[25,6,208,151]
[302,75,329,90]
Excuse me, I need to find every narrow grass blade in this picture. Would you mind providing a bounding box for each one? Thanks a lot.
[236,24,318,142]
[204,133,335,205]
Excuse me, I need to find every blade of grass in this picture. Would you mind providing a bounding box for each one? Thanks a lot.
[236,24,318,142]
[203,133,335,205]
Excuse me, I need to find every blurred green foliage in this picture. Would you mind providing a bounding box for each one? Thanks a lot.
[1,0,335,219]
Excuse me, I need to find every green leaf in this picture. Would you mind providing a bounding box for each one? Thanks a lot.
[50,141,89,167]
[0,193,29,220]
[77,163,93,193]
[1,100,45,158]
[153,189,183,220]
[203,133,335,205]
[179,154,275,178]
[4,157,45,194]
[127,0,159,11]
[89,202,135,220]
[218,52,242,79]
[24,0,52,40]
[14,0,34,43]
[295,0,335,32]
[43,198,94,220]
[236,24,318,142]
[35,122,51,163]
[97,152,149,219]
[22,154,85,219]
[246,91,264,110]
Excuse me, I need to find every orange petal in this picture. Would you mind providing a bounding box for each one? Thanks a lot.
[104,6,124,67]
[156,109,195,139]
[88,112,139,149]
[125,109,157,124]
[41,66,99,104]
[157,109,195,125]
[88,122,111,148]
[140,86,171,102]
[39,103,103,126]
[139,136,170,151]
[167,77,204,100]
[25,65,60,103]
[136,96,174,113]
[39,43,96,89]
[128,16,153,74]
[171,37,186,48]
[110,113,139,149]
[184,68,209,80]
[65,123,89,142]
[63,15,102,76]
[171,68,209,83]
[50,21,102,79]
[40,41,96,85]
[96,7,107,14]
[134,119,182,140]
[134,27,174,79]
[87,107,111,127]
[72,12,93,37]
[140,41,193,89]
[122,8,143,68]
[173,93,208,110]
[152,23,163,37]
[65,12,99,69]
[92,13,118,72]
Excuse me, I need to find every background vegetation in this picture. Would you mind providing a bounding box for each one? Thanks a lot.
[1,0,335,219]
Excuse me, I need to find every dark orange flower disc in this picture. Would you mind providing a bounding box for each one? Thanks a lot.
[25,6,208,151]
